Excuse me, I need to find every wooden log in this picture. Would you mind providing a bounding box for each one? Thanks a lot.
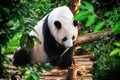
[73,55,93,58]
[40,76,66,80]
[74,30,113,46]
[74,58,91,61]
[66,67,77,80]
[41,69,67,76]
[78,74,93,80]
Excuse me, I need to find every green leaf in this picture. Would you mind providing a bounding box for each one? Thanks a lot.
[44,63,53,71]
[31,36,41,44]
[110,48,120,56]
[106,20,114,25]
[31,73,39,80]
[19,6,27,16]
[104,11,115,17]
[20,33,34,52]
[3,7,9,14]
[112,20,120,35]
[24,5,30,16]
[25,74,31,80]
[94,21,106,33]
[24,18,36,26]
[84,2,94,12]
[79,4,88,9]
[114,8,120,12]
[86,15,96,27]
[20,33,29,47]
[26,64,31,70]
[113,42,120,47]
[40,63,53,71]
[26,36,34,51]
[110,14,120,18]
[28,25,37,33]
[74,11,88,21]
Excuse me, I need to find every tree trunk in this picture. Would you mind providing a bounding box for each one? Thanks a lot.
[0,47,3,78]
[68,0,81,14]
[68,0,81,34]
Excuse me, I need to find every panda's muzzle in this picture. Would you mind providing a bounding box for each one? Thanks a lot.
[64,39,73,48]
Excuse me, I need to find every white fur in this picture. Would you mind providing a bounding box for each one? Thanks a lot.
[48,6,78,47]
[29,15,49,64]
[30,43,49,64]
[64,39,73,48]
[29,6,78,63]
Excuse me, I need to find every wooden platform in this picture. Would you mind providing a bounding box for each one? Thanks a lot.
[5,54,95,80]
[40,55,94,80]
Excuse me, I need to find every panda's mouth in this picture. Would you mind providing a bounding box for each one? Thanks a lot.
[64,39,73,48]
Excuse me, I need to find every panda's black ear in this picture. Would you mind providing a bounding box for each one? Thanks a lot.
[54,21,61,29]
[73,20,78,27]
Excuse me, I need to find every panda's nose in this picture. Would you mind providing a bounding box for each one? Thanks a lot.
[64,39,73,48]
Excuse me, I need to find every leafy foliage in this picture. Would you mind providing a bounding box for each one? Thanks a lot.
[0,0,68,78]
[1,0,120,79]
[112,20,120,35]
[76,0,120,79]
[10,63,53,80]
[110,42,120,56]
[23,63,53,80]
[94,21,106,33]
[0,0,25,77]
[74,1,120,34]
[74,1,96,27]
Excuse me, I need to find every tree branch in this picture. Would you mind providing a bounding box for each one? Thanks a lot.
[74,30,113,46]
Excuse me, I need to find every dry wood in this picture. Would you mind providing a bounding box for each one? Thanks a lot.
[74,30,113,46]
[78,73,93,80]
[40,76,66,80]
[41,69,67,76]
[68,0,81,34]
[6,54,94,80]
[74,58,91,61]
[73,55,93,58]
[68,0,81,15]
[66,67,77,80]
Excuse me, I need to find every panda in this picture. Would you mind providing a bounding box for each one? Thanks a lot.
[13,6,78,69]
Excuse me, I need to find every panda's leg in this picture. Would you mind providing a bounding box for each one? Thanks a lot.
[13,47,31,67]
[60,47,73,69]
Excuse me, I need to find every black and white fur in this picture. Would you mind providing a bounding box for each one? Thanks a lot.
[13,6,78,69]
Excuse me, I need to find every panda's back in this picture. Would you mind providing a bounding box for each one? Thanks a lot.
[30,43,49,64]
[30,15,49,44]
[29,15,50,64]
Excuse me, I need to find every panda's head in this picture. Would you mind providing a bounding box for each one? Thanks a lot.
[48,6,78,48]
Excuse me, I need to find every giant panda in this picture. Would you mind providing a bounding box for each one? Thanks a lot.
[13,6,78,69]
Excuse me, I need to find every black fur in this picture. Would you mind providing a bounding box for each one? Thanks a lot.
[54,21,61,29]
[43,16,73,69]
[13,15,74,69]
[73,20,78,27]
[62,37,67,41]
[13,47,31,66]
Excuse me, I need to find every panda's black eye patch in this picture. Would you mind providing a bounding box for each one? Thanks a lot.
[72,36,75,40]
[62,37,67,41]
[73,20,78,27]
[54,21,61,29]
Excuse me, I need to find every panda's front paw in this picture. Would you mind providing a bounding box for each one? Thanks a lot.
[50,56,62,66]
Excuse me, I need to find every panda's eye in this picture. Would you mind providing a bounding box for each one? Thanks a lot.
[73,20,78,27]
[54,21,61,29]
[62,37,67,41]
[72,36,75,40]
